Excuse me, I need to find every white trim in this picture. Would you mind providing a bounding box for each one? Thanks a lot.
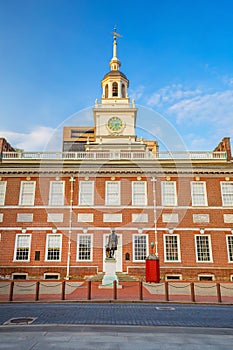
[132,234,148,262]
[226,235,233,263]
[195,234,213,263]
[78,180,94,206]
[18,181,36,206]
[161,181,177,206]
[13,234,32,262]
[76,234,93,262]
[163,234,181,263]
[105,181,120,206]
[165,274,182,281]
[132,181,147,206]
[2,204,233,210]
[12,272,28,280]
[191,181,208,206]
[0,181,7,206]
[220,181,233,206]
[45,233,62,262]
[44,272,60,280]
[49,180,65,206]
[198,274,215,281]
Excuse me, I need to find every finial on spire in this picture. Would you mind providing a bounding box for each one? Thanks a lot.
[112,26,122,59]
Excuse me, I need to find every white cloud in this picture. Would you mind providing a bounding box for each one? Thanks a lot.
[169,90,233,126]
[147,84,202,107]
[0,126,56,151]
[129,85,145,101]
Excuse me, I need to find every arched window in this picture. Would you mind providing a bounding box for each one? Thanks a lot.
[105,84,109,98]
[122,84,126,98]
[112,82,118,97]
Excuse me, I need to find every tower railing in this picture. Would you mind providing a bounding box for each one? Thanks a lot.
[1,151,227,161]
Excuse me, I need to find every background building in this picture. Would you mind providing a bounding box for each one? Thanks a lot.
[0,32,233,282]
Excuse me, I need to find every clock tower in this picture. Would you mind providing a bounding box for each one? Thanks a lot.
[90,28,145,151]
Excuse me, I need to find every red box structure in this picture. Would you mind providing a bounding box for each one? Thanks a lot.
[146,257,160,283]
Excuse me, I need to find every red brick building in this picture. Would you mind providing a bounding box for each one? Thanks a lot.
[0,32,233,282]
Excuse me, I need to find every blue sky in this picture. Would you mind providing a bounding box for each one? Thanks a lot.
[0,0,233,151]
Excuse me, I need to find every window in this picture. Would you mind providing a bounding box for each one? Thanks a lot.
[221,182,233,206]
[105,84,109,98]
[191,182,208,206]
[19,181,36,205]
[105,181,120,205]
[195,235,212,262]
[198,275,214,281]
[44,273,60,280]
[77,234,92,261]
[165,275,182,281]
[226,235,233,262]
[164,234,180,262]
[0,181,7,205]
[161,181,177,206]
[122,84,126,98]
[133,234,148,261]
[79,181,94,205]
[132,181,147,205]
[49,181,64,206]
[12,273,28,280]
[46,234,62,261]
[14,234,31,261]
[112,82,118,97]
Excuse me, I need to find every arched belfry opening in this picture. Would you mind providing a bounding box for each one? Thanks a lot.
[122,84,126,98]
[112,82,118,97]
[105,84,109,98]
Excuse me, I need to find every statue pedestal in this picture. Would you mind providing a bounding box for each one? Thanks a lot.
[101,258,121,288]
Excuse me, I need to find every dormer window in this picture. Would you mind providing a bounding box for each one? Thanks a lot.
[112,82,118,97]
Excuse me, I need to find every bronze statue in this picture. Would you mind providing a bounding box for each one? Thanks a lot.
[106,229,118,258]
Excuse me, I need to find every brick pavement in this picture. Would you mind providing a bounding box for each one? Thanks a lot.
[1,280,233,303]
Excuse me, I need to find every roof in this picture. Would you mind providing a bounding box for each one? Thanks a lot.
[102,70,129,84]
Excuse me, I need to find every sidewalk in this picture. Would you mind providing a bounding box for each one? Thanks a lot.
[0,325,233,350]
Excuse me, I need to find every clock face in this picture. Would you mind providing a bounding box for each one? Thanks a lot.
[108,117,123,132]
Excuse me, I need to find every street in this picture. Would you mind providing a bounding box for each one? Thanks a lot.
[0,303,233,349]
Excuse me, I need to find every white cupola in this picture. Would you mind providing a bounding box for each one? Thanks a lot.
[101,27,129,104]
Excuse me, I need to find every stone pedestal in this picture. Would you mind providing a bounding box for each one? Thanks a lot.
[101,258,118,287]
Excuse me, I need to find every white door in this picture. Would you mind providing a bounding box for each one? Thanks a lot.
[103,234,122,272]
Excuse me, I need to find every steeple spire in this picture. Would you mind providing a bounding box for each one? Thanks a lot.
[110,26,121,71]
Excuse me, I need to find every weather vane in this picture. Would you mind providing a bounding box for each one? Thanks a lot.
[112,26,122,40]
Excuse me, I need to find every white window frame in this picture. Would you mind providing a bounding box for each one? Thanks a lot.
[163,234,181,262]
[191,181,208,206]
[105,181,120,206]
[13,234,31,262]
[78,181,94,206]
[161,181,177,206]
[226,235,233,262]
[44,273,60,280]
[49,181,65,206]
[198,274,215,281]
[0,181,7,206]
[12,273,28,280]
[133,234,148,262]
[132,181,147,206]
[165,274,182,281]
[76,234,93,262]
[45,234,62,262]
[19,181,36,206]
[195,234,213,263]
[221,182,233,206]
